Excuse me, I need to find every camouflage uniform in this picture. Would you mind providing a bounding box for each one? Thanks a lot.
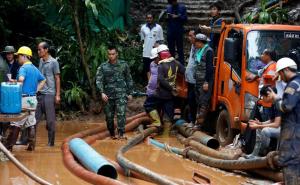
[275,75,300,185]
[96,60,133,137]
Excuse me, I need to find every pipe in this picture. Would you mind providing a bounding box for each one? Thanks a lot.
[69,138,117,179]
[250,169,283,182]
[176,134,240,160]
[0,141,52,185]
[148,138,182,155]
[147,138,277,170]
[175,120,219,149]
[62,116,149,185]
[116,127,179,185]
[110,159,198,185]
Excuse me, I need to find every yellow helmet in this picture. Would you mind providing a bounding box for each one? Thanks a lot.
[15,46,32,57]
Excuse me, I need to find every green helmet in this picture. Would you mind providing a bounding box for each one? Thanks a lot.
[2,46,15,53]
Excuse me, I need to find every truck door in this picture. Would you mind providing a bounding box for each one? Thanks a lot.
[215,28,244,145]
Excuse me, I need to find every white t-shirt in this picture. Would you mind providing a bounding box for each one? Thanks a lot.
[140,23,164,58]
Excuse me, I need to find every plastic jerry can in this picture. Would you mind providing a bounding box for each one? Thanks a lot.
[0,82,22,114]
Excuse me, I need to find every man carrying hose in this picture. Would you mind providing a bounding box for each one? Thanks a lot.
[96,46,133,140]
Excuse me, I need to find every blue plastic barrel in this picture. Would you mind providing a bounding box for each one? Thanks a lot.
[69,138,118,179]
[0,82,22,114]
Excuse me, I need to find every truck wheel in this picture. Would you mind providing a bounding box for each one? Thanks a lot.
[216,110,234,146]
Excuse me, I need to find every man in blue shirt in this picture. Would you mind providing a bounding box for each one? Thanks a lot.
[166,0,187,65]
[4,46,45,151]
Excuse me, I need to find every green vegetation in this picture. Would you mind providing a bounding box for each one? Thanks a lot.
[243,0,288,24]
[0,0,142,112]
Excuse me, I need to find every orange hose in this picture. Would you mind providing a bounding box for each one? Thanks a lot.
[61,114,150,185]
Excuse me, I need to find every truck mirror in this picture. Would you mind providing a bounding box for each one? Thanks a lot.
[224,38,239,64]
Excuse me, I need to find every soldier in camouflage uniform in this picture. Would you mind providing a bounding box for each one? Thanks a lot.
[194,34,214,129]
[96,46,133,139]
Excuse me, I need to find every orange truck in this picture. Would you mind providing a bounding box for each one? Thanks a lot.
[177,24,300,146]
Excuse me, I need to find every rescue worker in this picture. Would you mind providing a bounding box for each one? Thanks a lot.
[155,44,185,124]
[2,46,20,80]
[140,13,164,80]
[166,0,187,65]
[144,48,161,128]
[268,57,300,185]
[245,85,281,159]
[193,34,214,129]
[199,1,223,51]
[36,42,61,147]
[4,46,46,151]
[185,29,198,127]
[246,49,277,89]
[96,46,133,139]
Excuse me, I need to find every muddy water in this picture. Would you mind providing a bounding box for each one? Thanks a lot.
[0,121,271,185]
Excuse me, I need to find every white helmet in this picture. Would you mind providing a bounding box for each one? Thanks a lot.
[276,57,297,73]
[157,44,169,53]
[150,48,158,59]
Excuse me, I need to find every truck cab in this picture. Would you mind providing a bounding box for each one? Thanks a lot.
[212,24,300,145]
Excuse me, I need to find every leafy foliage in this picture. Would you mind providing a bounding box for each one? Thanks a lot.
[0,0,143,112]
[64,82,88,112]
[243,0,288,24]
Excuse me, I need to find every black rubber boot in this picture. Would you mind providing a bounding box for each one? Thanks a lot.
[47,131,55,146]
[16,128,29,145]
[4,126,20,151]
[27,126,36,151]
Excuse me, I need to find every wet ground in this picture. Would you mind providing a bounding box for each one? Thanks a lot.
[0,120,273,185]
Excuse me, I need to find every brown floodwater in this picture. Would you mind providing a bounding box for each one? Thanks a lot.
[0,121,273,185]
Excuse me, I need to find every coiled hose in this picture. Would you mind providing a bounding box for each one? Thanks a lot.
[116,127,179,185]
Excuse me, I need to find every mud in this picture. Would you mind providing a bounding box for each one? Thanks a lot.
[0,120,273,185]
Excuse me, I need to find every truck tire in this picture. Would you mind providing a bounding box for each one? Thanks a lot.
[216,110,234,146]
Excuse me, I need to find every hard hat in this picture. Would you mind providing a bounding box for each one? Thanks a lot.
[150,48,158,59]
[15,46,32,57]
[276,57,297,73]
[157,44,169,53]
[2,46,15,53]
[195,33,210,42]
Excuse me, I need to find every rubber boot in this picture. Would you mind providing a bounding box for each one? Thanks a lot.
[196,106,208,125]
[26,126,36,151]
[147,110,162,128]
[48,131,55,147]
[117,129,127,140]
[4,126,20,151]
[244,139,262,159]
[16,128,28,145]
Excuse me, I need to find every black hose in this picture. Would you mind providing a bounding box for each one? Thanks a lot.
[176,124,219,149]
[116,127,179,185]
[176,134,240,160]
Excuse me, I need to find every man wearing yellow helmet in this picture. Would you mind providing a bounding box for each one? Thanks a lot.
[4,46,46,151]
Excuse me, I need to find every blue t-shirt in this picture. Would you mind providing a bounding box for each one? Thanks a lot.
[18,62,45,95]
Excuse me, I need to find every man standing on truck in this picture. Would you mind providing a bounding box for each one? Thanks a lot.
[199,1,223,52]
[268,57,300,185]
[246,49,277,89]
[193,34,214,130]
